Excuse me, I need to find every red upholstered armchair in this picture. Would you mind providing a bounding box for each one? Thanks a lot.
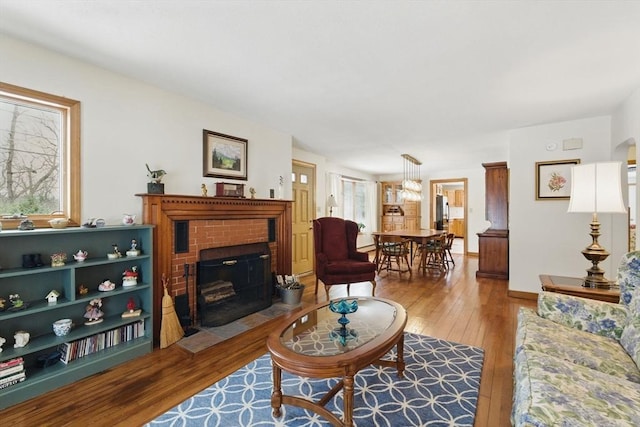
[313,217,377,299]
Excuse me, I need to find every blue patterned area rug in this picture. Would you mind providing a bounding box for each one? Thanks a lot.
[147,333,484,426]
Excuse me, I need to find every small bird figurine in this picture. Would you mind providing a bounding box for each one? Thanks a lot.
[146,163,167,183]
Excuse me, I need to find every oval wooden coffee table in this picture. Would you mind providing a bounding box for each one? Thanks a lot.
[267,297,407,427]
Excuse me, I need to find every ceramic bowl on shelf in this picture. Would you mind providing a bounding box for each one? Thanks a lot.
[49,218,69,229]
[52,318,72,336]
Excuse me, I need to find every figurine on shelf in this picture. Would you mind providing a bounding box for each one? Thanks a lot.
[73,250,88,262]
[122,266,138,287]
[126,239,140,257]
[0,336,5,353]
[9,294,24,310]
[78,284,89,296]
[13,331,30,348]
[51,252,67,267]
[84,298,104,325]
[0,296,5,311]
[107,244,122,260]
[201,183,208,197]
[98,279,116,292]
[122,297,142,318]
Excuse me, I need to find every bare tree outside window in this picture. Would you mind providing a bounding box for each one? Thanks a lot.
[0,83,80,228]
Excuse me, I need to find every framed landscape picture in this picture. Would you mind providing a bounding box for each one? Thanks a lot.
[535,159,580,200]
[202,130,248,180]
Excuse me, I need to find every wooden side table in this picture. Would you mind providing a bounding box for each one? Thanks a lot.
[539,275,620,303]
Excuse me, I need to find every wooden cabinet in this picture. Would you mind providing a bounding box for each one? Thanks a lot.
[380,181,421,232]
[477,162,509,279]
[450,218,465,238]
[0,226,154,409]
[445,189,465,207]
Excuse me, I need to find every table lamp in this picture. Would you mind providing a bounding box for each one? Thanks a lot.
[328,194,338,217]
[567,162,626,288]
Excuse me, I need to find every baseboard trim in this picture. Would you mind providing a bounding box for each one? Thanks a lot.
[508,290,538,300]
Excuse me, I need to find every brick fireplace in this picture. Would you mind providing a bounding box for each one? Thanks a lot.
[138,194,292,344]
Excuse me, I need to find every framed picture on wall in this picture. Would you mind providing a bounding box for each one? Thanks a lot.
[535,159,580,200]
[202,130,248,180]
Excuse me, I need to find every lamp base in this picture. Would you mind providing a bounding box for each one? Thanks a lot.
[582,274,612,289]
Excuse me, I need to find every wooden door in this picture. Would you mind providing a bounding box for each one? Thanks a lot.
[292,161,315,275]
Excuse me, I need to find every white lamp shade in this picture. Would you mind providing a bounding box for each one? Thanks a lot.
[327,195,339,208]
[567,162,626,213]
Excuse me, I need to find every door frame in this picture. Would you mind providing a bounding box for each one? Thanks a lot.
[429,178,468,256]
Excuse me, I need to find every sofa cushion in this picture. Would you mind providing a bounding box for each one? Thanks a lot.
[517,308,640,383]
[618,250,640,307]
[513,349,640,427]
[621,286,640,371]
[537,291,626,341]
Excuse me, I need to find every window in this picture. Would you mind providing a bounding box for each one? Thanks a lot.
[341,178,367,227]
[0,82,80,228]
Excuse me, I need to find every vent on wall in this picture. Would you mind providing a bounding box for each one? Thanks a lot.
[175,220,189,253]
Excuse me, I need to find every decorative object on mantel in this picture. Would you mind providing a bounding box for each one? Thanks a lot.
[146,163,166,194]
[214,182,245,197]
[278,175,284,199]
[567,161,627,288]
[160,273,184,349]
[201,183,208,196]
[249,187,256,198]
[203,129,248,180]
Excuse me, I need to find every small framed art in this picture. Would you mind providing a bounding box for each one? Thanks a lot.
[535,159,580,200]
[203,130,248,180]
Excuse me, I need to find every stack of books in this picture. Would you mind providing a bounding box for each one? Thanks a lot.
[0,357,26,390]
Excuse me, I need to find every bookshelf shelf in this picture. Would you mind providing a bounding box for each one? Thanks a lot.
[0,225,154,409]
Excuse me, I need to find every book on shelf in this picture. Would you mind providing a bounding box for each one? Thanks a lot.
[0,364,25,379]
[0,370,26,389]
[0,357,24,370]
[59,320,145,364]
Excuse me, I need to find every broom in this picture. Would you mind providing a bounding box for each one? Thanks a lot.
[160,273,184,349]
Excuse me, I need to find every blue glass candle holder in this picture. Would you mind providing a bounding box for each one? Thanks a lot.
[329,299,359,345]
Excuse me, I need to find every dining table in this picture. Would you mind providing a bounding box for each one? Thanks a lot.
[371,228,446,273]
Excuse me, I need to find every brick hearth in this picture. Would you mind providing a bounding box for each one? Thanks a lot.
[138,194,292,344]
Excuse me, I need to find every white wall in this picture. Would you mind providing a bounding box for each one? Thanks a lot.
[508,116,625,294]
[1,36,292,225]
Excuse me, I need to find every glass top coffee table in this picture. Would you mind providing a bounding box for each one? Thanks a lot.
[266,297,407,427]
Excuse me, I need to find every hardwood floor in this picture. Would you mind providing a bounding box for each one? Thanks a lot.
[0,254,535,427]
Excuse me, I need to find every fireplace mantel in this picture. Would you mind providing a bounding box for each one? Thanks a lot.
[138,194,292,344]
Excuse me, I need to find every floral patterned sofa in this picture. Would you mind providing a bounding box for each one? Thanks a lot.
[512,251,640,426]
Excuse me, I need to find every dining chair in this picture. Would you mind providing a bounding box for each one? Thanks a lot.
[444,232,456,267]
[423,233,447,272]
[377,235,412,277]
[313,217,377,299]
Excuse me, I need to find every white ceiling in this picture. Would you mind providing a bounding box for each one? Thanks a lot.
[2,1,640,175]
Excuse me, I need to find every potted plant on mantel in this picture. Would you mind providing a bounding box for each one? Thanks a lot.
[275,274,305,305]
